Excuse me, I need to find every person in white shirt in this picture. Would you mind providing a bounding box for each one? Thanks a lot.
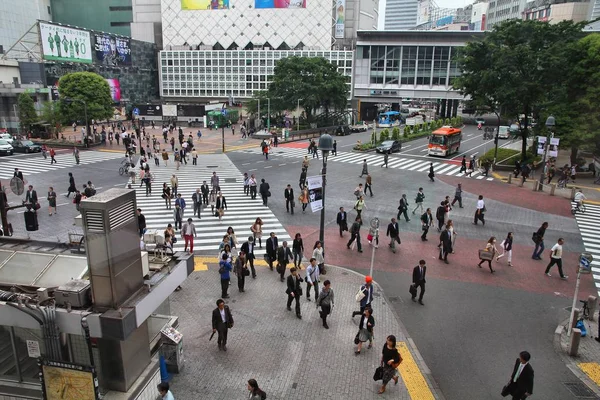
[574,190,586,210]
[157,382,175,400]
[181,218,197,254]
[473,195,485,225]
[305,258,320,302]
[545,238,567,279]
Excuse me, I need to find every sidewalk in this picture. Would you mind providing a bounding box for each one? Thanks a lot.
[169,261,444,400]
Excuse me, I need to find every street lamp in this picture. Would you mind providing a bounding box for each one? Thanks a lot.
[317,134,334,253]
[221,102,228,153]
[12,104,19,135]
[538,115,555,191]
[297,98,303,131]
[267,98,271,133]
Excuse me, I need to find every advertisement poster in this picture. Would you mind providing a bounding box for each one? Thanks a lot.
[307,175,323,213]
[40,22,92,64]
[163,104,177,117]
[106,79,121,103]
[181,0,229,9]
[335,0,345,39]
[255,0,306,8]
[94,34,131,66]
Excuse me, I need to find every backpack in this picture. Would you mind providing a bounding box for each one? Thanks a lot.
[415,192,424,203]
[218,263,226,274]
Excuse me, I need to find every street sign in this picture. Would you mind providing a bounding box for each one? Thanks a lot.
[133,108,140,116]
[10,177,24,196]
[221,108,228,116]
[579,252,593,274]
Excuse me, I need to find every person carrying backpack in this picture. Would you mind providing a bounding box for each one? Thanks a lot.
[247,379,267,399]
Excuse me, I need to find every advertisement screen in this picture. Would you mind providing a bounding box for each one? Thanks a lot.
[177,104,206,117]
[255,0,306,8]
[181,0,229,9]
[40,22,92,63]
[334,0,345,39]
[133,105,163,117]
[94,34,131,66]
[106,79,121,103]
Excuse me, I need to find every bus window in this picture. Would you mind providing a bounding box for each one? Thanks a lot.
[430,135,446,146]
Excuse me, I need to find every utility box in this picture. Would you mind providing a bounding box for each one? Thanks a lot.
[160,326,184,374]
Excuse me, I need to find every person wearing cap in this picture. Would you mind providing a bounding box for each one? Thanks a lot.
[181,218,197,254]
[352,276,374,318]
[241,236,257,278]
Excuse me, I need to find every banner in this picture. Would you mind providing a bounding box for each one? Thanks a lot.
[255,0,306,8]
[334,0,345,39]
[307,175,323,213]
[106,79,121,103]
[94,33,131,66]
[163,105,177,117]
[181,0,230,9]
[40,22,92,64]
[133,105,163,117]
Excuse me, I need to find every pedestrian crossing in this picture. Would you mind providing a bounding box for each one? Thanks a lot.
[237,147,495,181]
[571,201,600,299]
[0,151,125,180]
[132,154,292,254]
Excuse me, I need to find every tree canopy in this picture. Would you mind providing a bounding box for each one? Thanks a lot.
[58,72,114,125]
[17,93,38,131]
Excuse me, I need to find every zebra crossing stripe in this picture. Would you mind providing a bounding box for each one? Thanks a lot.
[572,201,600,299]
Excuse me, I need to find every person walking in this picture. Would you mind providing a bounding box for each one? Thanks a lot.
[312,240,325,274]
[175,193,186,217]
[451,183,463,208]
[243,173,250,196]
[386,218,401,253]
[504,351,534,400]
[191,148,198,165]
[365,174,373,197]
[47,187,57,216]
[411,260,427,304]
[332,140,337,156]
[262,144,269,160]
[545,238,568,279]
[246,379,267,400]
[347,216,363,253]
[300,186,309,213]
[473,195,486,225]
[73,146,80,165]
[137,208,146,237]
[317,280,334,329]
[292,233,304,268]
[233,251,247,292]
[240,237,257,278]
[428,162,435,182]
[24,185,38,211]
[284,184,294,214]
[211,171,220,191]
[354,183,364,199]
[49,147,57,164]
[192,189,202,218]
[459,155,467,174]
[532,222,548,260]
[299,167,307,190]
[497,232,514,267]
[377,335,402,394]
[162,183,172,209]
[467,157,475,177]
[215,192,227,221]
[477,237,498,273]
[211,298,233,351]
[201,181,210,205]
[352,275,374,318]
[157,382,176,400]
[276,240,293,282]
[266,232,278,271]
[354,196,366,218]
[170,174,179,197]
[181,218,197,254]
[173,203,183,230]
[259,179,270,206]
[359,159,368,177]
[355,307,374,354]
[218,253,232,298]
[305,258,320,302]
[435,201,446,232]
[397,194,410,222]
[420,208,433,241]
[412,188,425,215]
[286,267,303,319]
[439,225,452,264]
[447,219,457,253]
[381,151,389,168]
[66,172,76,198]
[337,207,348,237]
[251,218,263,248]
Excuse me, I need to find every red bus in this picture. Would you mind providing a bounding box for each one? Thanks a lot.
[428,126,462,157]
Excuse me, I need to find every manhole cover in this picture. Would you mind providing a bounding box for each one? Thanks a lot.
[389,297,399,302]
[563,382,598,398]
[341,272,348,275]
[224,178,236,183]
[206,165,219,168]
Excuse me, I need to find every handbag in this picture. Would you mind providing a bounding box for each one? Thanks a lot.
[266,190,271,197]
[242,267,250,277]
[373,366,384,381]
[367,234,373,242]
[354,332,360,345]
[531,232,540,244]
[276,263,285,274]
[355,288,366,302]
[263,253,271,263]
[409,284,417,297]
[479,249,494,261]
[501,381,512,397]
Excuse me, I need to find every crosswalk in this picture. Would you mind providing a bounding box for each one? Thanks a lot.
[571,202,600,299]
[132,154,292,254]
[0,151,125,179]
[237,147,495,180]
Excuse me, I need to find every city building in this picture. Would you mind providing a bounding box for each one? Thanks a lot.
[486,0,528,29]
[385,0,420,29]
[523,0,591,23]
[0,0,51,55]
[470,1,489,30]
[130,0,162,48]
[353,30,485,122]
[590,0,600,19]
[49,0,134,37]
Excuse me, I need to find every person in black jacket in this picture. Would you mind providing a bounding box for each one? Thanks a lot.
[284,184,294,214]
[24,185,38,211]
[532,222,548,260]
[435,201,446,232]
[276,241,293,282]
[201,181,210,205]
[259,179,270,206]
[286,267,303,319]
[215,192,227,221]
[505,351,534,400]
[66,172,76,198]
[386,218,401,253]
[347,216,363,253]
[439,226,452,264]
[497,232,514,267]
[411,260,426,305]
[211,299,234,351]
[240,236,257,278]
[397,194,410,222]
[265,232,278,270]
[137,208,146,237]
[292,233,304,268]
[336,207,348,237]
[13,168,24,182]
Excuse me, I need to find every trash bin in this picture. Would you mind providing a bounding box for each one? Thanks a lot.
[24,211,38,231]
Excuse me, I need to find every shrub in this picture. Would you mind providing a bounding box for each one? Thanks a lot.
[403,126,410,137]
[380,128,390,141]
[392,127,400,140]
[479,148,541,165]
[450,117,457,127]
[456,116,463,126]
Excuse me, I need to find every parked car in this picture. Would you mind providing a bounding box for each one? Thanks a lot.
[349,123,368,133]
[0,133,14,144]
[11,140,41,153]
[335,125,350,136]
[0,140,14,155]
[376,140,402,154]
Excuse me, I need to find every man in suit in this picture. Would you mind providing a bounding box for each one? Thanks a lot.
[397,194,410,222]
[240,236,257,278]
[211,299,234,351]
[439,227,452,264]
[412,260,427,305]
[336,207,348,237]
[276,240,293,281]
[192,188,202,218]
[286,267,303,319]
[266,232,278,270]
[506,351,534,399]
[435,201,446,232]
[421,208,433,241]
[386,217,401,253]
[284,184,294,214]
[201,181,210,205]
[24,185,38,211]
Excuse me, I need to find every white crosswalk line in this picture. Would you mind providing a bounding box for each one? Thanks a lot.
[433,164,456,175]
[397,160,423,170]
[134,155,291,254]
[572,201,600,299]
[408,161,429,171]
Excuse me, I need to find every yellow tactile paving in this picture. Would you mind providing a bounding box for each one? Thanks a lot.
[579,363,600,386]
[193,256,283,271]
[397,342,435,400]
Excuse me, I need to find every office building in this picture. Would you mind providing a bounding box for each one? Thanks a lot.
[50,0,134,37]
[130,0,162,47]
[0,0,51,55]
[523,0,591,23]
[486,0,528,29]
[385,0,420,29]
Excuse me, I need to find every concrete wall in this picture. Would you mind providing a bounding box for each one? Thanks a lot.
[550,2,591,23]
[0,61,21,84]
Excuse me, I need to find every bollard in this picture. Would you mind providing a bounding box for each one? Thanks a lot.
[507,174,512,184]
[571,187,576,200]
[588,295,597,321]
[550,183,556,196]
[533,181,541,192]
[569,328,582,356]
[571,308,581,330]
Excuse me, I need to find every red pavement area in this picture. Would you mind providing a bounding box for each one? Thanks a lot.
[280,142,309,149]
[439,174,574,218]
[287,225,596,299]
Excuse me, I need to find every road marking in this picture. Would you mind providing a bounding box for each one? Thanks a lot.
[264,166,273,169]
[249,169,257,171]
[397,342,435,400]
[420,148,428,152]
[279,164,286,166]
[242,163,250,165]
[579,363,600,387]
[194,256,271,271]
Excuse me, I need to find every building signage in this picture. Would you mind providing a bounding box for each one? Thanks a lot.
[177,104,206,117]
[134,105,163,117]
[255,0,306,8]
[335,0,346,39]
[106,79,121,102]
[163,105,177,117]
[307,175,323,212]
[181,0,230,10]
[94,33,131,66]
[40,22,92,64]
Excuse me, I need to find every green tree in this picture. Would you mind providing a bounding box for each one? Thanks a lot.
[58,72,113,125]
[40,101,62,138]
[392,127,400,140]
[17,93,38,131]
[266,57,348,122]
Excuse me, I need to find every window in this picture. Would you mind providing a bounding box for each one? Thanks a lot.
[416,46,433,85]
[384,47,401,85]
[400,46,417,85]
[358,46,370,59]
[110,22,131,27]
[432,46,449,86]
[370,46,386,84]
[448,47,460,86]
[109,6,133,11]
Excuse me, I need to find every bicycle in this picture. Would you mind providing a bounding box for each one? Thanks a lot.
[119,164,130,176]
[557,177,570,188]
[571,201,586,215]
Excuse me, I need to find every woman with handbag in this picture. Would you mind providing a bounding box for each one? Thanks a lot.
[251,218,263,248]
[478,236,498,273]
[299,187,309,213]
[227,226,238,250]
[355,307,374,355]
[209,189,217,215]
[292,233,304,268]
[377,335,401,394]
[219,243,233,264]
[312,241,325,275]
[233,251,248,292]
[162,183,172,209]
[216,191,227,221]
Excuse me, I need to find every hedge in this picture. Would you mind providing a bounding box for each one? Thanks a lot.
[478,148,541,165]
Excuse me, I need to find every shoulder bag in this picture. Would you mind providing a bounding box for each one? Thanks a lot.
[479,249,494,261]
[355,287,366,302]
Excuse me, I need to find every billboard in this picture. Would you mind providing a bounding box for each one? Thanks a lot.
[133,105,163,117]
[40,22,92,63]
[334,0,346,39]
[94,34,131,66]
[255,0,306,8]
[181,0,230,9]
[106,79,121,103]
[417,0,431,25]
[177,104,206,117]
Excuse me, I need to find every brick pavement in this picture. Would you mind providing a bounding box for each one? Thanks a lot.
[169,263,444,400]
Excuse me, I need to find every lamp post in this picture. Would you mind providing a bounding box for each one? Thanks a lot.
[12,104,19,135]
[297,98,302,131]
[538,115,555,191]
[317,134,334,252]
[368,218,380,277]
[267,98,271,132]
[221,102,228,153]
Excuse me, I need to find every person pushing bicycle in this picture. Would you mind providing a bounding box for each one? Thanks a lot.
[574,189,586,210]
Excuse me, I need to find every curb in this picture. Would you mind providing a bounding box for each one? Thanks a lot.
[553,319,600,397]
[327,263,447,400]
